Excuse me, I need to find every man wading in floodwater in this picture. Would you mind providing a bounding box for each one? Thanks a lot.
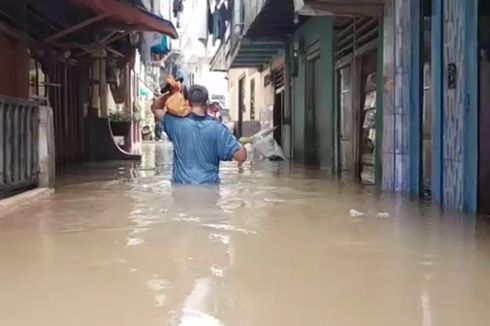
[152,84,247,185]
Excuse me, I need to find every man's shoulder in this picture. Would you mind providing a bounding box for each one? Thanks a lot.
[169,114,225,131]
[187,114,223,126]
[165,113,190,127]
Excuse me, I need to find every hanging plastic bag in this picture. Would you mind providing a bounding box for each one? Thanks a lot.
[243,127,285,161]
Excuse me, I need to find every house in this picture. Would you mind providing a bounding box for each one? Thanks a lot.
[208,0,485,214]
[0,0,177,199]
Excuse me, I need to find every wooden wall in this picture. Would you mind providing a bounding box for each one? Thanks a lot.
[0,32,29,99]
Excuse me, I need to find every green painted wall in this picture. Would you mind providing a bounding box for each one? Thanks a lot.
[375,19,384,187]
[290,17,335,169]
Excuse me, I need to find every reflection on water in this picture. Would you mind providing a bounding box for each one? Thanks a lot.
[1,142,490,325]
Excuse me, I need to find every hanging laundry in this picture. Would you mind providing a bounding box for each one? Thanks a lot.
[212,3,228,45]
[173,0,183,17]
[212,4,219,44]
[196,0,209,46]
[140,32,162,63]
[150,36,170,56]
[207,4,214,35]
[218,4,227,41]
[213,3,228,43]
[173,0,184,28]
[223,2,231,22]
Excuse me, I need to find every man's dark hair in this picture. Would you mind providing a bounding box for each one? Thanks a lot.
[188,84,209,106]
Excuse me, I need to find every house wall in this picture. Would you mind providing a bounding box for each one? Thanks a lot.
[382,0,479,212]
[0,32,29,99]
[190,57,228,106]
[381,0,413,192]
[441,0,465,209]
[290,17,334,168]
[228,68,274,122]
[440,0,478,211]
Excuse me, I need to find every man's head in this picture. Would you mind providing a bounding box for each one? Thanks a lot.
[188,84,209,108]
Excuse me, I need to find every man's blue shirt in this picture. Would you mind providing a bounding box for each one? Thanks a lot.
[161,113,241,185]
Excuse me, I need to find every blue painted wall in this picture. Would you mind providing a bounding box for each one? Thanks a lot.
[409,0,422,196]
[382,0,479,212]
[382,0,413,193]
[382,0,396,190]
[462,0,478,213]
[432,0,444,205]
[436,0,478,211]
[442,0,466,209]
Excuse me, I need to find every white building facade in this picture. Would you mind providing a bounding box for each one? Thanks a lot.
[160,0,229,108]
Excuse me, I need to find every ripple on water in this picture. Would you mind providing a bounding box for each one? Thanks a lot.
[200,223,258,235]
[126,237,144,247]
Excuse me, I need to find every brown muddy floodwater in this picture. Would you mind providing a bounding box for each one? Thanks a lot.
[1,142,490,326]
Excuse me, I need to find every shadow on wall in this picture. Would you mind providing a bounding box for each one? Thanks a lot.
[239,121,261,138]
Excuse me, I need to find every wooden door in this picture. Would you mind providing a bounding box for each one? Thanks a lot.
[337,65,353,179]
[479,7,490,212]
[305,56,321,166]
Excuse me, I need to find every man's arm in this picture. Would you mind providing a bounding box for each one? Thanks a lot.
[152,95,167,121]
[233,146,247,163]
[217,125,247,163]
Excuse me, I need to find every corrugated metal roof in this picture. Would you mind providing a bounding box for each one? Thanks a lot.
[72,0,178,39]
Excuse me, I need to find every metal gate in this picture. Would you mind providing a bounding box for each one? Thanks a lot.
[0,96,39,199]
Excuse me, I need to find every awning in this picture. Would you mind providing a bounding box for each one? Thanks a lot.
[293,0,384,17]
[71,0,178,39]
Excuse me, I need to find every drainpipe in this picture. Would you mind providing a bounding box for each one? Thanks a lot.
[232,0,244,37]
[90,60,100,116]
[284,39,293,159]
[99,57,108,117]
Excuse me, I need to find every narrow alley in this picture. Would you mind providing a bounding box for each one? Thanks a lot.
[1,142,490,325]
[2,0,490,325]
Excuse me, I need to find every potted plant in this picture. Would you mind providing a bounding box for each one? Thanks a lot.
[109,111,132,136]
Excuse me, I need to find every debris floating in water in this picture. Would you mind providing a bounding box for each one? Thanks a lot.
[349,209,365,217]
[376,212,390,218]
[126,237,144,247]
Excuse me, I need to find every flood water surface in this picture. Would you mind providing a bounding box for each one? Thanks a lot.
[1,143,490,325]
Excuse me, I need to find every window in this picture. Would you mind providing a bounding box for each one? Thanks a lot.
[250,78,255,120]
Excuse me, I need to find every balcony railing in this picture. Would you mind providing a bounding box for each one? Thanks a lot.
[0,97,39,199]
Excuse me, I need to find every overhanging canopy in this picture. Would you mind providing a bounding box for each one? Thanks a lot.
[293,0,384,17]
[71,0,178,39]
[231,39,284,69]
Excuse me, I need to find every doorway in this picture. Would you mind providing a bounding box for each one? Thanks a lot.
[237,76,245,137]
[421,0,433,198]
[479,1,490,213]
[273,66,285,145]
[336,65,353,179]
[273,91,283,145]
[359,51,377,185]
[334,17,380,184]
[305,55,321,166]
